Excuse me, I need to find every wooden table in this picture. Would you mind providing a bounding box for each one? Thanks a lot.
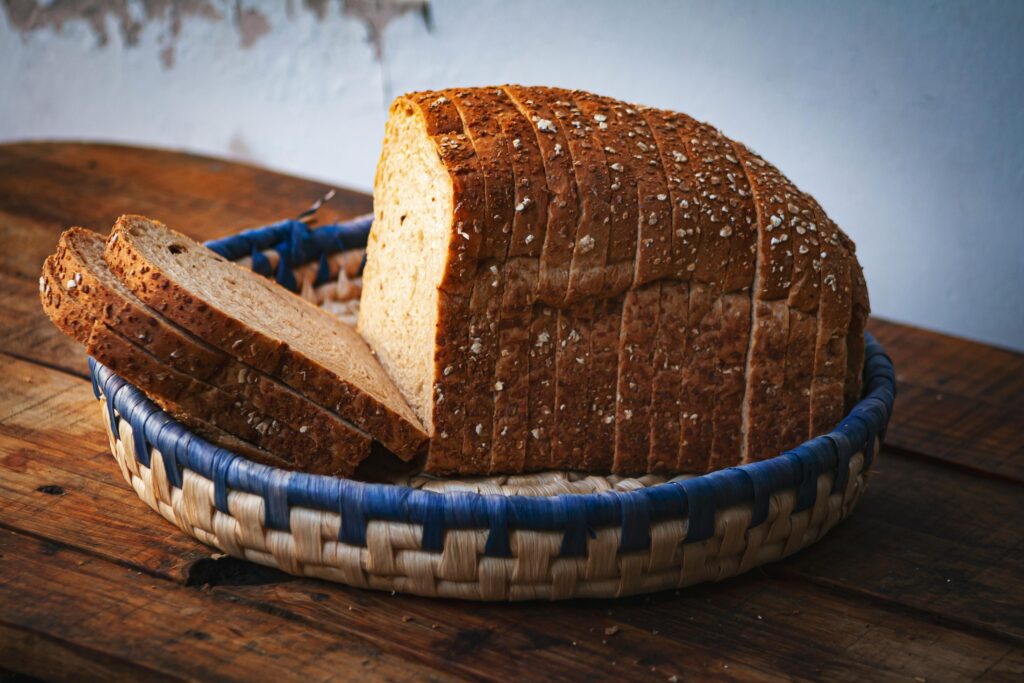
[1,142,1021,682]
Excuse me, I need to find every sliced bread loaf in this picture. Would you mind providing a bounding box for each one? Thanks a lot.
[360,85,871,476]
[50,228,371,459]
[103,215,427,460]
[40,254,349,474]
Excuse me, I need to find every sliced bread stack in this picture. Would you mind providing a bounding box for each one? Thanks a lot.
[359,85,870,475]
[40,218,427,476]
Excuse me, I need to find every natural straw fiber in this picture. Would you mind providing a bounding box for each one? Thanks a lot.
[90,215,896,600]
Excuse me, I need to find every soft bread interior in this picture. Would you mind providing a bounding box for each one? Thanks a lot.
[357,102,454,433]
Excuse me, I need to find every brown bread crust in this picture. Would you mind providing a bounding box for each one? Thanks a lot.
[642,110,701,472]
[589,294,623,471]
[570,92,643,469]
[527,87,609,468]
[102,215,426,461]
[489,88,547,473]
[610,101,675,473]
[502,86,583,469]
[668,115,726,472]
[777,191,828,450]
[838,231,869,413]
[733,144,797,462]
[40,256,360,475]
[679,121,757,471]
[48,228,369,460]
[448,87,516,471]
[502,85,579,309]
[647,280,687,472]
[526,303,557,469]
[613,283,660,472]
[810,217,854,435]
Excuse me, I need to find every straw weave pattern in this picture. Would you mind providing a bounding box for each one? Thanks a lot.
[101,394,872,600]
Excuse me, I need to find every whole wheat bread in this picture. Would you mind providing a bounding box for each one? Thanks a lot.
[43,228,374,473]
[360,85,869,476]
[102,215,427,460]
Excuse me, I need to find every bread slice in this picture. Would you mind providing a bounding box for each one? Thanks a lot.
[734,145,796,462]
[360,93,477,472]
[775,190,828,450]
[40,255,347,474]
[501,86,586,469]
[809,218,853,435]
[103,215,427,460]
[839,231,869,413]
[693,123,758,471]
[448,88,516,470]
[493,89,548,473]
[523,88,607,468]
[570,93,642,469]
[654,112,725,472]
[499,89,570,468]
[48,227,370,464]
[641,110,699,472]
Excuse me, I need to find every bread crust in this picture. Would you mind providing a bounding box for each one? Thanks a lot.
[809,218,853,435]
[41,255,360,475]
[448,88,516,471]
[838,231,869,413]
[103,215,426,460]
[501,86,585,469]
[642,110,701,471]
[482,92,554,472]
[525,87,608,468]
[49,229,369,461]
[733,144,797,462]
[776,189,828,451]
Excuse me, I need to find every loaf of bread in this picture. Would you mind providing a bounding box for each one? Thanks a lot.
[40,220,428,475]
[40,228,378,475]
[103,216,427,460]
[359,85,869,475]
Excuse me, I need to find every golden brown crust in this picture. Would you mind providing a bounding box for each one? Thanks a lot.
[489,87,547,473]
[40,255,363,475]
[103,215,426,461]
[733,144,798,462]
[448,88,516,471]
[47,229,371,465]
[526,87,613,469]
[809,217,854,435]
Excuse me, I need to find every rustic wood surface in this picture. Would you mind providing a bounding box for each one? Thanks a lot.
[0,142,1021,683]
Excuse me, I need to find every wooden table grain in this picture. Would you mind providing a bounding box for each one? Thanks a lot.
[1,142,1021,683]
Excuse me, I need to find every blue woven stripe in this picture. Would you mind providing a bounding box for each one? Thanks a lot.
[204,215,372,292]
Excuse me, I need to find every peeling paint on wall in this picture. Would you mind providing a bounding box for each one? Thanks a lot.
[342,0,430,61]
[1,0,430,68]
[2,0,222,67]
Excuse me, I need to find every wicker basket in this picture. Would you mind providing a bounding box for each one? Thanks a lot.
[89,215,896,601]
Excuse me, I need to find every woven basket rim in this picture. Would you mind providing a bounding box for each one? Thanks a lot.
[87,215,896,550]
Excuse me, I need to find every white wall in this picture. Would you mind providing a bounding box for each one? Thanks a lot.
[2,0,1022,350]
